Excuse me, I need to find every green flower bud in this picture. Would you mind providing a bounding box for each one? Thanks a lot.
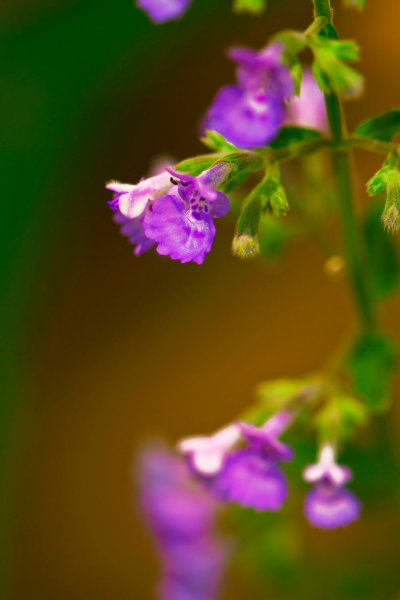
[231,234,260,259]
[366,158,400,233]
[309,38,364,98]
[382,175,400,233]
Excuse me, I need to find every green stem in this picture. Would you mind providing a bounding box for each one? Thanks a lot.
[312,0,375,333]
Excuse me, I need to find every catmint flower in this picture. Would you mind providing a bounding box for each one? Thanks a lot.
[178,424,241,476]
[136,0,192,23]
[138,446,227,600]
[303,443,361,529]
[143,165,230,264]
[285,69,328,132]
[202,43,293,149]
[213,412,293,511]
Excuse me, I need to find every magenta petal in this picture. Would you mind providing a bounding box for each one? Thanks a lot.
[202,85,284,149]
[143,195,216,264]
[213,449,288,511]
[239,422,294,462]
[304,485,361,530]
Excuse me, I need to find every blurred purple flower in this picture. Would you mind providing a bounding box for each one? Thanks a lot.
[212,412,293,510]
[303,443,361,529]
[285,69,328,132]
[136,0,192,23]
[138,446,228,600]
[143,165,230,264]
[202,43,292,148]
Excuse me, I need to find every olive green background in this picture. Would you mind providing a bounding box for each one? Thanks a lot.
[1,0,400,598]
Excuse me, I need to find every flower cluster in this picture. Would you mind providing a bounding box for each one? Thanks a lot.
[202,44,293,149]
[107,163,230,264]
[138,446,228,600]
[179,413,361,529]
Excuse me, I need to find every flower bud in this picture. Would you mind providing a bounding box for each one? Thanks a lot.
[231,233,260,259]
[366,160,400,233]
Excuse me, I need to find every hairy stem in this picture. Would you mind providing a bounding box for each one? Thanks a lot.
[312,0,375,333]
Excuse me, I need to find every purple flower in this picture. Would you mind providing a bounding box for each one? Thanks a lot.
[143,165,230,264]
[229,44,293,101]
[136,0,192,23]
[285,69,328,132]
[201,85,285,149]
[178,424,241,476]
[303,443,361,529]
[138,446,228,600]
[213,448,288,511]
[139,448,215,542]
[202,43,292,149]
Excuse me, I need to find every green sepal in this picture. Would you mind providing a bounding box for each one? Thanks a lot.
[354,109,400,142]
[313,394,368,441]
[345,333,397,412]
[269,126,323,149]
[232,0,266,14]
[274,29,306,56]
[236,188,264,237]
[201,130,238,154]
[256,377,322,412]
[363,203,400,301]
[175,154,220,176]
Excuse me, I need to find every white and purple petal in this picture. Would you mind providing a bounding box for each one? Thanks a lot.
[106,171,172,218]
[178,424,241,476]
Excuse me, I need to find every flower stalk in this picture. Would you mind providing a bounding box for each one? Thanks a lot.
[312,0,375,334]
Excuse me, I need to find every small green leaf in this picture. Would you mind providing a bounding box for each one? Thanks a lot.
[201,130,238,154]
[175,155,219,176]
[269,126,323,149]
[232,0,266,14]
[345,333,397,412]
[363,203,400,301]
[354,109,400,142]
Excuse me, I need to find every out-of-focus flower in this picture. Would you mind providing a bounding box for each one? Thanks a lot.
[212,412,293,510]
[285,69,328,132]
[138,446,227,600]
[143,165,230,264]
[202,43,292,149]
[136,0,192,23]
[303,443,361,529]
[178,424,241,476]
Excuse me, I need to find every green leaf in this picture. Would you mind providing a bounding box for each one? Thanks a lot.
[354,109,400,142]
[343,0,366,10]
[313,394,369,441]
[269,126,322,149]
[256,377,321,412]
[345,333,397,412]
[175,154,219,176]
[201,130,238,154]
[232,0,266,14]
[363,203,400,301]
